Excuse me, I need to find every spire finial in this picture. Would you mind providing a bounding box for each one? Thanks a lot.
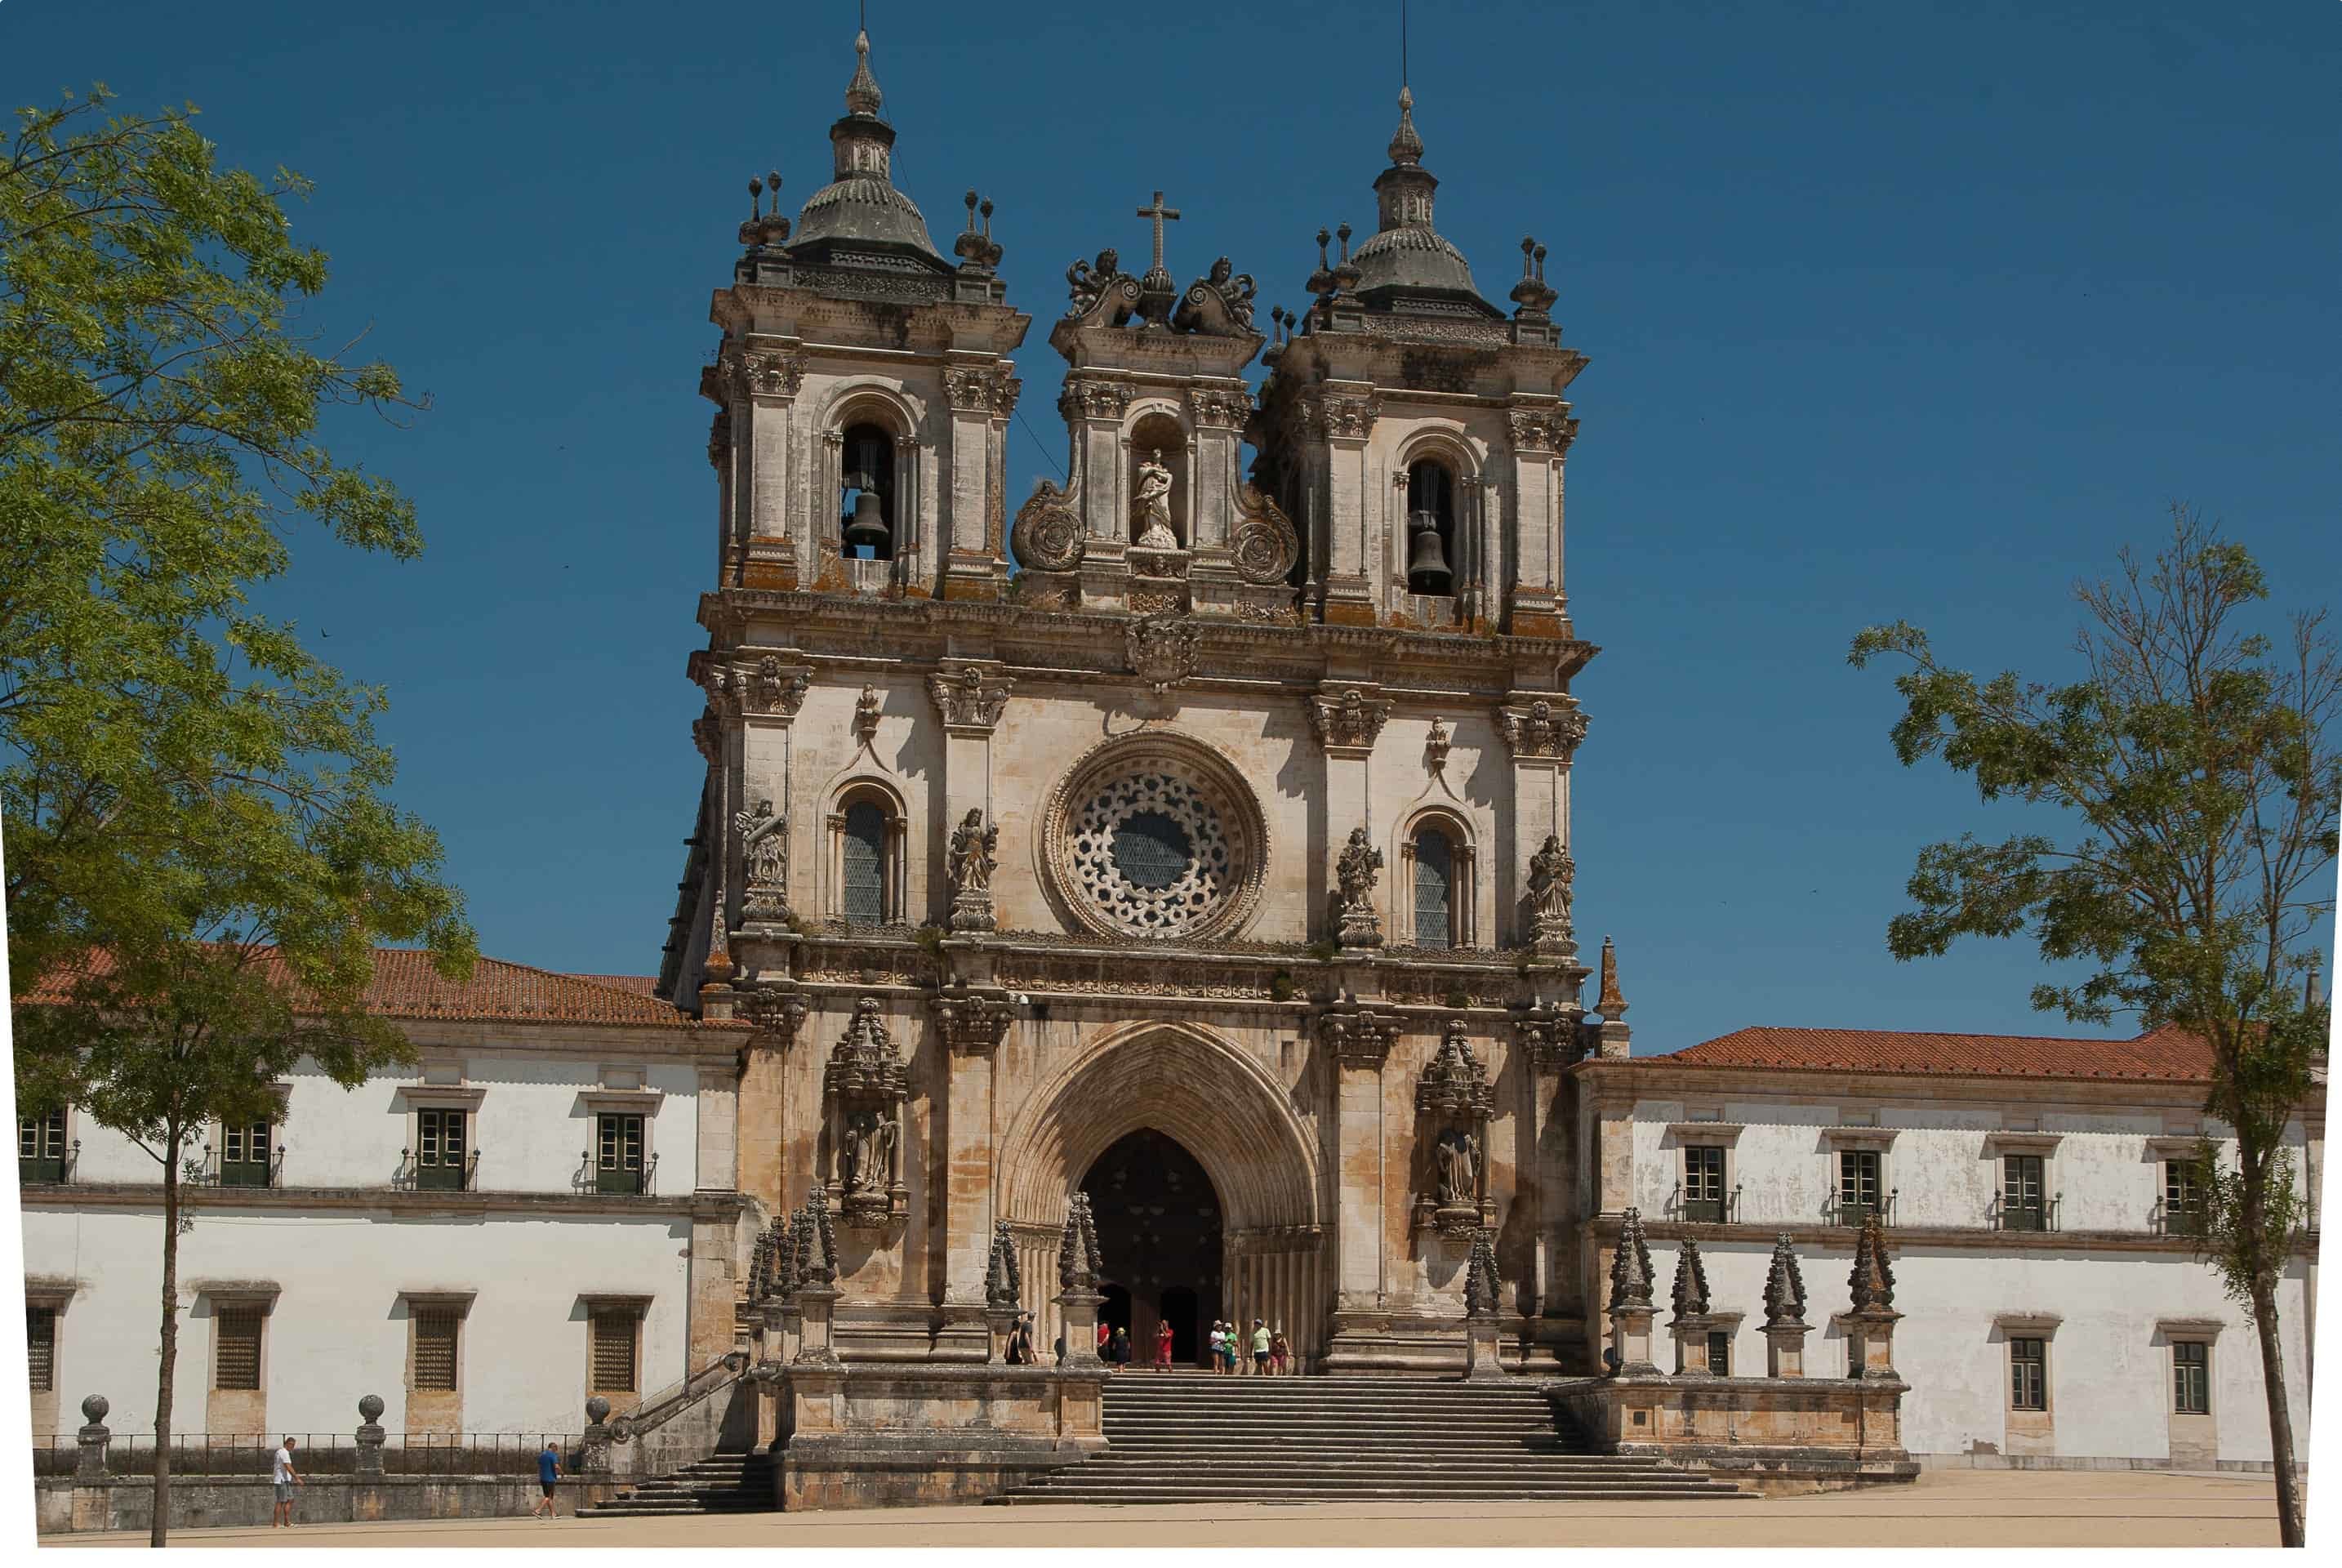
[1388,84,1424,167]
[845,26,884,117]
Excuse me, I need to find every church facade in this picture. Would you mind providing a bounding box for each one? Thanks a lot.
[670,29,1598,1384]
[16,29,2319,1504]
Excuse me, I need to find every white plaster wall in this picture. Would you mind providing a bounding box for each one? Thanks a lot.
[22,1205,691,1437]
[1663,1236,2309,1464]
[56,1052,697,1198]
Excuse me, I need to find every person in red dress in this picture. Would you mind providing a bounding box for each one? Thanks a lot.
[1155,1319,1175,1370]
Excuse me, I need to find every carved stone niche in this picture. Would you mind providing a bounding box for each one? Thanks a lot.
[1413,1019,1497,1243]
[821,997,909,1233]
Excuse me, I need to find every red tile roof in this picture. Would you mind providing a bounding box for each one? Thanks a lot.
[20,950,719,1030]
[1649,1022,2213,1082]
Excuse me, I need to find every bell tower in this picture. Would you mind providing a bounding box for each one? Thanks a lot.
[700,29,1031,604]
[1254,86,1587,638]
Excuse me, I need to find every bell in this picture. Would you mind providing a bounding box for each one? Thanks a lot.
[1405,509,1452,595]
[842,489,890,555]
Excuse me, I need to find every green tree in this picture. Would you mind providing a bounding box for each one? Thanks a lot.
[3,89,474,1545]
[1850,508,2334,1548]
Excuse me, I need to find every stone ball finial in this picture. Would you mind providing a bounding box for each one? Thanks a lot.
[81,1393,109,1425]
[358,1393,385,1424]
[585,1395,611,1425]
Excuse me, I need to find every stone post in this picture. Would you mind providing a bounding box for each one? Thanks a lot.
[1463,1229,1506,1381]
[1761,1232,1812,1378]
[73,1394,110,1483]
[580,1396,613,1475]
[1667,1233,1716,1376]
[1846,1210,1901,1379]
[354,1395,386,1476]
[1605,1209,1660,1377]
[795,1283,841,1365]
[1053,1193,1105,1368]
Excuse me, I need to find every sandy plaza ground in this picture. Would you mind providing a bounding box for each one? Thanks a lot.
[42,1468,2300,1550]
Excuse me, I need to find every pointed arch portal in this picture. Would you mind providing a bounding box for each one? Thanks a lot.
[1084,1129,1222,1365]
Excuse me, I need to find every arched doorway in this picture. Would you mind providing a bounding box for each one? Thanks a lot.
[1083,1129,1222,1367]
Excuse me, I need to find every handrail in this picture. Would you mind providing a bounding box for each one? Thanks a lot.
[608,1349,750,1442]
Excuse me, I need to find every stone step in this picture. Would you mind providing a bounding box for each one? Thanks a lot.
[994,1485,1737,1505]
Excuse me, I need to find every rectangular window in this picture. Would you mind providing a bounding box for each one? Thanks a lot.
[1706,1330,1730,1376]
[590,1311,639,1393]
[216,1307,264,1392]
[596,1114,646,1195]
[1683,1146,1726,1223]
[412,1309,460,1392]
[2010,1337,2046,1411]
[2165,1161,2203,1235]
[19,1108,67,1184]
[1838,1149,1881,1224]
[28,1307,56,1393]
[219,1120,274,1188]
[2002,1154,2046,1231]
[416,1108,468,1191]
[2173,1341,2209,1414]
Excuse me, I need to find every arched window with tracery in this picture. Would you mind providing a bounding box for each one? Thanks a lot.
[1399,812,1476,949]
[827,786,906,925]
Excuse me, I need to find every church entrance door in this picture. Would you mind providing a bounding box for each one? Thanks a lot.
[1081,1129,1222,1368]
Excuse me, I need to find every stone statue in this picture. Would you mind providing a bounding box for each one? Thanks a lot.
[1436,1127,1480,1206]
[947,808,1000,933]
[841,1110,875,1193]
[737,798,790,923]
[1333,826,1384,947]
[1066,247,1120,315]
[870,1112,898,1190]
[1132,448,1178,550]
[1525,833,1574,951]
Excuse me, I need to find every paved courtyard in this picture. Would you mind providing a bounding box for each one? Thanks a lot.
[47,1468,2296,1549]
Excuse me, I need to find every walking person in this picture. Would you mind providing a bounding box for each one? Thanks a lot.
[1010,1312,1035,1365]
[1251,1318,1271,1377]
[1109,1325,1132,1370]
[1270,1325,1290,1376]
[1155,1317,1174,1371]
[532,1440,562,1519]
[269,1436,301,1527]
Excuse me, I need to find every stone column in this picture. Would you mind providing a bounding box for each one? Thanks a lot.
[733,346,804,590]
[1319,1005,1398,1365]
[932,985,1013,1362]
[1311,385,1378,625]
[1500,403,1573,636]
[942,361,1016,597]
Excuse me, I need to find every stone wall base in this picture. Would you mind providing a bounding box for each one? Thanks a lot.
[773,1361,1104,1509]
[1917,1452,2310,1476]
[1321,1312,1563,1376]
[35,1476,615,1535]
[1545,1373,1914,1494]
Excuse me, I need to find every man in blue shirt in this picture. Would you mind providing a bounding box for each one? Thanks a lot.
[532,1441,562,1519]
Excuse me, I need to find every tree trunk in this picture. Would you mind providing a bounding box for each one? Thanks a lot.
[2246,1266,2304,1547]
[150,1125,180,1548]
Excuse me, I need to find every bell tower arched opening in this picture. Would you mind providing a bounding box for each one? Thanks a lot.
[1082,1128,1222,1366]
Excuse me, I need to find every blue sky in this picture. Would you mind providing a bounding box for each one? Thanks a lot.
[8,1,2336,1051]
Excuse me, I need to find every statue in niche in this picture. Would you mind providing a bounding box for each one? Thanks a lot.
[840,1109,874,1193]
[1525,832,1575,953]
[1436,1126,1480,1207]
[870,1114,898,1191]
[948,808,997,895]
[1132,448,1178,550]
[1333,826,1385,946]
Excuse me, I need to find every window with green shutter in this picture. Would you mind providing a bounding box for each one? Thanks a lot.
[1683,1146,1726,1223]
[2010,1337,2046,1411]
[219,1119,273,1188]
[19,1109,67,1184]
[596,1114,646,1194]
[2002,1154,2046,1231]
[2165,1160,2204,1235]
[2173,1341,2209,1414]
[1838,1150,1881,1224]
[416,1108,468,1191]
[1706,1330,1730,1376]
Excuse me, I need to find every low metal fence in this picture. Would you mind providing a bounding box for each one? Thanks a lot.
[64,1432,581,1480]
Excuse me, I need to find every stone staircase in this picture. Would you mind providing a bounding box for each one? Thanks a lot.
[577,1450,775,1517]
[989,1372,1744,1506]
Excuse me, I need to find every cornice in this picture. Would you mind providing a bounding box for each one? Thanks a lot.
[1570,1055,2237,1106]
[1583,1212,2322,1260]
[23,1183,743,1221]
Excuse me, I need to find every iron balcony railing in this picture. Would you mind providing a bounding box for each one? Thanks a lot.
[1669,1181,1743,1225]
[1823,1191,1897,1227]
[1992,1190,2062,1232]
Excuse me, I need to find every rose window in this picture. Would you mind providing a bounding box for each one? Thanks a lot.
[1070,772,1237,937]
[1042,737,1267,942]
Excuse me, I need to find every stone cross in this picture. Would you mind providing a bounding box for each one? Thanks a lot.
[1136,189,1181,273]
